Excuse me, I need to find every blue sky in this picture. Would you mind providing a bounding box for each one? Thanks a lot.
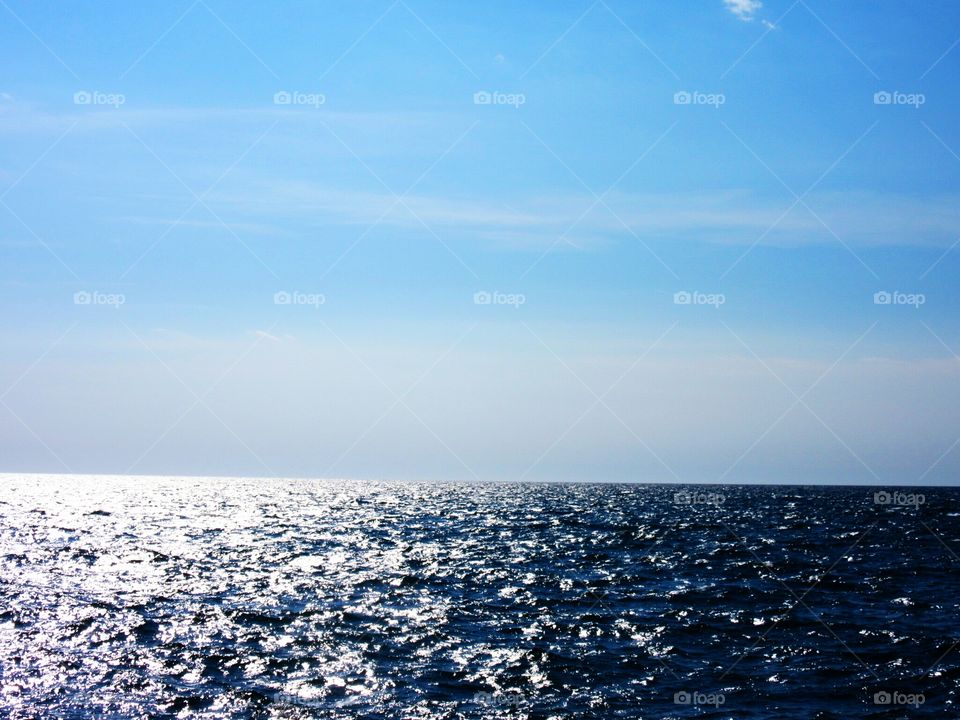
[2,0,959,483]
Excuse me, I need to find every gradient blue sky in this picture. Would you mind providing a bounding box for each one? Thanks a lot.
[2,0,959,483]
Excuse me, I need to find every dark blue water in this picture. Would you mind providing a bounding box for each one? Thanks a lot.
[0,476,958,718]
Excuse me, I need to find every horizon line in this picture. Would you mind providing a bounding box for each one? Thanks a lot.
[0,471,954,488]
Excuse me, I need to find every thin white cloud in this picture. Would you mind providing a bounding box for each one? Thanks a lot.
[201,180,960,249]
[112,216,278,235]
[0,102,444,137]
[724,0,762,21]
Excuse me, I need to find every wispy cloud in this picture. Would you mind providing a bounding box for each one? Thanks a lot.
[0,102,445,137]
[197,181,960,249]
[112,215,278,235]
[724,0,763,21]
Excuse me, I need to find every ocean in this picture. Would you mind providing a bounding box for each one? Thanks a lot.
[0,476,957,718]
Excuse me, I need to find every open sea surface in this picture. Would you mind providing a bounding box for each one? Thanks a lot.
[0,475,958,718]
